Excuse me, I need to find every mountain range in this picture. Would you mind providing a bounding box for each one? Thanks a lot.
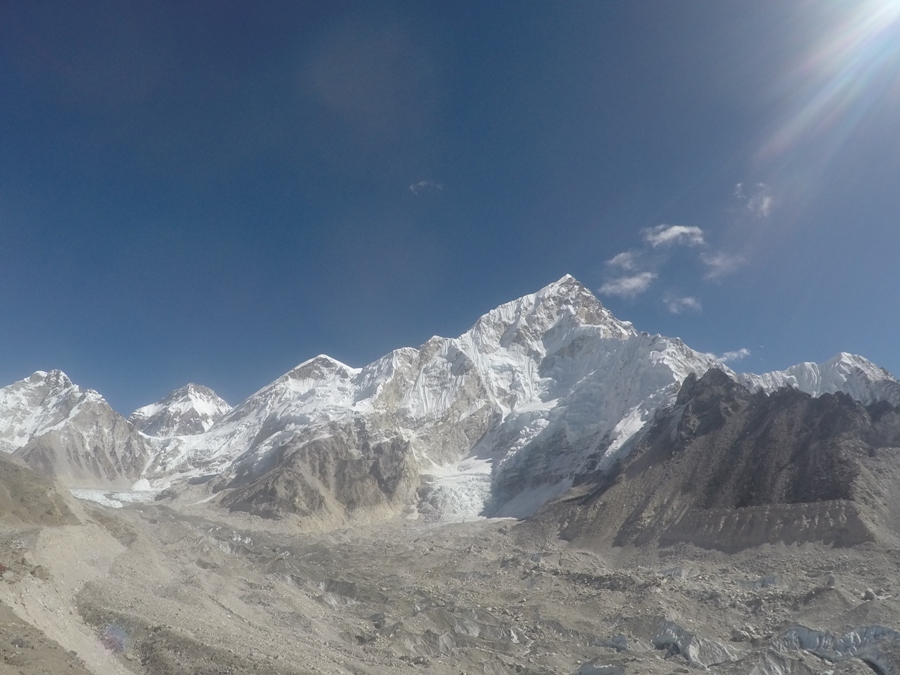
[2,275,899,532]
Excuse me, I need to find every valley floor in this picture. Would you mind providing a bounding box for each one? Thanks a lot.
[2,500,899,674]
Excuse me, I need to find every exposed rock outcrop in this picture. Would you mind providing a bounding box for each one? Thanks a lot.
[216,421,418,526]
[539,369,900,551]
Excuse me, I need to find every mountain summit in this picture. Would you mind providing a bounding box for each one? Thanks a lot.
[2,275,899,527]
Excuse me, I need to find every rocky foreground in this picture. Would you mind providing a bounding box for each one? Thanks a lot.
[2,459,900,675]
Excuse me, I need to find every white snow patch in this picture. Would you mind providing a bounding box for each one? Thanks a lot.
[70,489,123,509]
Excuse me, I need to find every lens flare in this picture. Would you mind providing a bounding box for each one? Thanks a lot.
[759,0,900,167]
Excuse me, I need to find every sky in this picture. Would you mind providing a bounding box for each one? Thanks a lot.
[2,1,899,415]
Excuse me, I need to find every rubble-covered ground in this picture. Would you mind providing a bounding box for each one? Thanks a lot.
[2,494,900,675]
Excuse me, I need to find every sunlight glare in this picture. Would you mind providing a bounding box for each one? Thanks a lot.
[759,0,900,164]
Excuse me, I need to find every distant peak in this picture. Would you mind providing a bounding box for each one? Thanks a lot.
[297,354,351,369]
[824,352,896,380]
[827,352,869,365]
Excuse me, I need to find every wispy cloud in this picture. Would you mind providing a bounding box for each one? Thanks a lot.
[700,251,743,280]
[663,295,702,314]
[749,193,773,218]
[598,272,657,299]
[599,204,746,310]
[712,348,751,364]
[606,250,641,271]
[600,272,656,298]
[409,180,443,195]
[735,182,773,218]
[642,224,706,248]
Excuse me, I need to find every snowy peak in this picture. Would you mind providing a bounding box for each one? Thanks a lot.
[146,275,728,521]
[0,370,152,486]
[130,383,231,437]
[738,352,900,406]
[283,355,359,386]
[0,369,96,453]
[466,275,633,353]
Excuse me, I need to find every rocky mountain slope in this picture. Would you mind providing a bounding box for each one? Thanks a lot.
[537,368,900,552]
[129,383,231,437]
[0,371,152,488]
[6,484,900,675]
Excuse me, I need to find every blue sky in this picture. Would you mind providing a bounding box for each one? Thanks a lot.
[2,1,899,414]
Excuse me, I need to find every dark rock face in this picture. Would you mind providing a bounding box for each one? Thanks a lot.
[674,369,861,510]
[216,421,418,525]
[537,369,900,552]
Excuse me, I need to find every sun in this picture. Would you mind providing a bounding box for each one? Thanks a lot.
[760,0,900,163]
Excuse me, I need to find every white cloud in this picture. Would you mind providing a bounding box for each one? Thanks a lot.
[663,295,702,314]
[748,192,773,218]
[606,251,640,271]
[409,180,443,195]
[642,224,706,248]
[735,182,773,218]
[701,251,743,280]
[598,272,657,299]
[713,348,751,364]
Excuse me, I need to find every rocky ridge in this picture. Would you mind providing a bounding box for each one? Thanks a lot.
[537,368,900,552]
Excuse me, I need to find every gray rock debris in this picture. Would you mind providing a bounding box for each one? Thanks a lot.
[573,664,624,675]
[651,619,740,668]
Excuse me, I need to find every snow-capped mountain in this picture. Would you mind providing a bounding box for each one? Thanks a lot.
[4,275,900,523]
[130,383,231,437]
[0,370,78,455]
[145,276,727,519]
[0,370,152,487]
[738,352,900,406]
